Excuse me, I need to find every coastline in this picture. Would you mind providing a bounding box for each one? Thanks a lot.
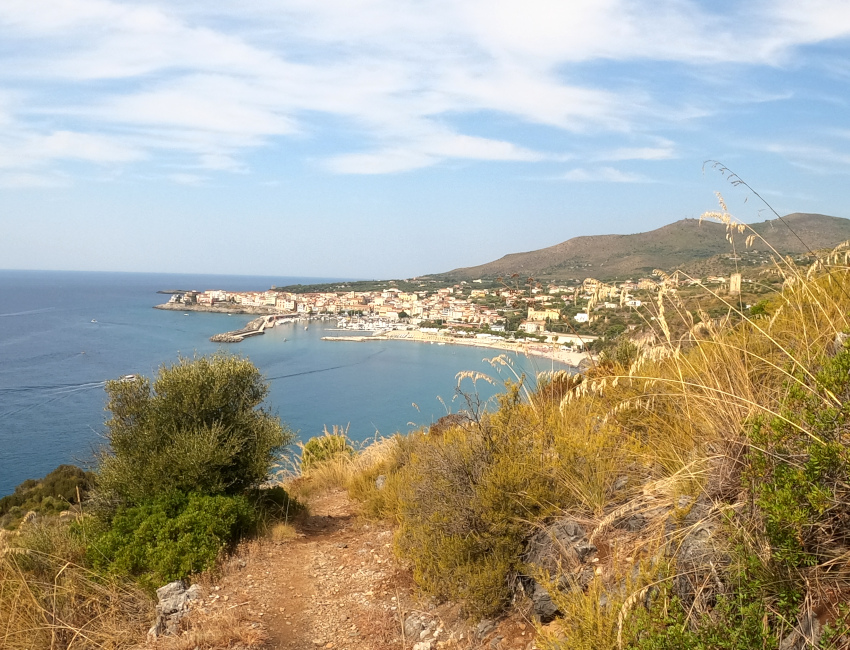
[155,301,594,366]
[154,303,282,315]
[323,330,594,367]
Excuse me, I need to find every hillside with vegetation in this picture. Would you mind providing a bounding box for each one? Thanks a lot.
[7,204,850,649]
[439,212,850,281]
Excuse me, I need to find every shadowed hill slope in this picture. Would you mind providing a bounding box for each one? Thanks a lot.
[439,213,850,281]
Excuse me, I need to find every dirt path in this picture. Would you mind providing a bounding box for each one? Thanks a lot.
[206,489,407,649]
[177,490,539,650]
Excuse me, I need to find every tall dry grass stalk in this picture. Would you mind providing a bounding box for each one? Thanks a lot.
[0,525,151,649]
[531,195,850,647]
[284,434,399,501]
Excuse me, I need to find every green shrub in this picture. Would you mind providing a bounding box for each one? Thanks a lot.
[96,353,293,505]
[746,343,850,569]
[630,594,776,650]
[84,492,256,587]
[0,465,94,528]
[348,457,402,520]
[300,428,355,472]
[393,385,564,616]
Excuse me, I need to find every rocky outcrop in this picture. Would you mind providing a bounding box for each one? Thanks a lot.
[210,333,244,343]
[668,496,728,612]
[154,303,280,315]
[428,412,474,436]
[523,519,597,622]
[147,581,202,639]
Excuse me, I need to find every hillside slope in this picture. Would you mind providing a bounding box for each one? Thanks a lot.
[440,213,850,281]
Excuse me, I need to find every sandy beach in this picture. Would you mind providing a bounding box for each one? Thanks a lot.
[322,329,594,367]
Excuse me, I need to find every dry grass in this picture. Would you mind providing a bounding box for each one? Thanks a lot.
[0,521,152,650]
[284,435,399,502]
[268,522,298,542]
[145,607,268,650]
[528,198,850,647]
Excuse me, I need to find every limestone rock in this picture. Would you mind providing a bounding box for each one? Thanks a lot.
[614,513,647,532]
[147,581,202,639]
[404,613,425,639]
[779,610,823,650]
[670,497,728,610]
[523,519,597,622]
[428,412,473,436]
[476,619,496,639]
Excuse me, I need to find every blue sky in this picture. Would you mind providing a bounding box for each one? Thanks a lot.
[2,0,850,279]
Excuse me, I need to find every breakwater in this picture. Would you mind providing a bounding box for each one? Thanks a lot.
[210,315,270,342]
[209,314,306,342]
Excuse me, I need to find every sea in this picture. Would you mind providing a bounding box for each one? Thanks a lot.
[0,270,566,497]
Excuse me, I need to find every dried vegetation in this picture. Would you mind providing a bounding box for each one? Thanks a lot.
[337,190,850,648]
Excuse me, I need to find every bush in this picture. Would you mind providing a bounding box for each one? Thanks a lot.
[746,342,850,569]
[96,353,293,505]
[300,427,355,472]
[248,485,304,524]
[0,465,94,528]
[84,492,257,587]
[392,385,565,616]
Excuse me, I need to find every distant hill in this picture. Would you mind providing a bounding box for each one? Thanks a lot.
[438,213,850,281]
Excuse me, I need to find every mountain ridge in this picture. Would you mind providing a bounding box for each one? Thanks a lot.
[438,213,850,281]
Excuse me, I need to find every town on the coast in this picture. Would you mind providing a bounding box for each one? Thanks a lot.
[156,271,750,365]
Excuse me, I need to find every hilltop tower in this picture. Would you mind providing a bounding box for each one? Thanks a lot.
[729,272,742,296]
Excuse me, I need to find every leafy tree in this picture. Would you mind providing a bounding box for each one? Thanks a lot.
[96,353,292,505]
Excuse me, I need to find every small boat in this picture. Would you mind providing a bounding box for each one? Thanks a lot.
[119,374,137,382]
[304,326,308,331]
[91,319,97,323]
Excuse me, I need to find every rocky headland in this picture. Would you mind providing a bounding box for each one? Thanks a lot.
[155,302,280,316]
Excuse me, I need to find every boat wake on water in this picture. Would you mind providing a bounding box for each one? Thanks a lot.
[266,348,385,382]
[0,307,57,318]
[0,380,108,421]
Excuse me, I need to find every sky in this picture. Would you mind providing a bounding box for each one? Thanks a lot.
[2,0,850,279]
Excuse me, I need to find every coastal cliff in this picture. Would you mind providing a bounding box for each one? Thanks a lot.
[154,302,280,315]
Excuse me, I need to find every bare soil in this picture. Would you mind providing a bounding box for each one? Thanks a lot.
[172,489,541,650]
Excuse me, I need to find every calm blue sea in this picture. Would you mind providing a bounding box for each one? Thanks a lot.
[0,270,564,496]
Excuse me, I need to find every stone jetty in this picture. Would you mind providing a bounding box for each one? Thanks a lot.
[210,316,269,343]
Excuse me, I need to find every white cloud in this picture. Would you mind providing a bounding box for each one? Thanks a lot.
[0,130,143,170]
[324,133,548,174]
[1,0,849,180]
[90,76,299,137]
[35,131,143,163]
[169,172,206,185]
[762,142,850,170]
[561,166,651,183]
[598,143,676,162]
[325,149,436,174]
